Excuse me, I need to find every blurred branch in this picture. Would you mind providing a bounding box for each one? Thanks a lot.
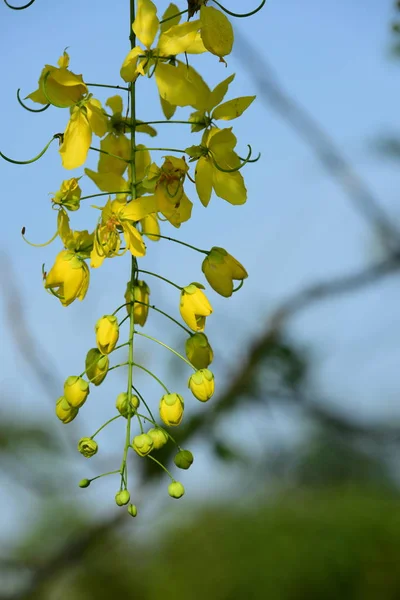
[234,32,400,251]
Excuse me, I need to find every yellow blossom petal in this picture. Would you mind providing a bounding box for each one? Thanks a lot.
[106,94,123,115]
[120,46,144,82]
[158,20,205,56]
[160,3,181,33]
[140,213,160,241]
[123,222,146,257]
[207,74,235,111]
[119,195,157,221]
[212,96,256,121]
[86,98,108,138]
[212,167,247,205]
[97,133,130,176]
[59,107,92,170]
[195,156,213,207]
[84,169,129,193]
[133,0,159,49]
[200,5,234,58]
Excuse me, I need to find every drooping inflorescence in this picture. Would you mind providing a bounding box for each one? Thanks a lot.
[2,0,265,518]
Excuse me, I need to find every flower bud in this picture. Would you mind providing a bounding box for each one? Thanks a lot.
[124,280,150,326]
[64,376,90,408]
[202,247,247,297]
[159,393,184,427]
[78,478,91,488]
[56,396,79,424]
[127,504,138,517]
[132,433,154,456]
[115,490,131,506]
[188,369,215,402]
[116,392,140,418]
[52,177,82,211]
[180,283,212,332]
[85,348,109,386]
[147,427,169,450]
[174,450,194,470]
[77,437,98,458]
[168,481,185,499]
[185,333,214,369]
[95,315,119,354]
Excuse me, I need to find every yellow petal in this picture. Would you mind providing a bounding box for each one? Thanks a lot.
[212,96,255,121]
[123,223,146,257]
[135,144,151,181]
[160,3,181,33]
[120,46,144,82]
[85,169,129,193]
[208,74,235,111]
[57,51,70,69]
[158,20,204,56]
[119,195,157,221]
[106,94,123,115]
[59,107,92,170]
[212,167,247,205]
[97,133,130,176]
[86,98,108,138]
[195,156,213,207]
[160,96,176,120]
[140,213,160,241]
[155,62,198,108]
[133,0,159,48]
[200,5,234,58]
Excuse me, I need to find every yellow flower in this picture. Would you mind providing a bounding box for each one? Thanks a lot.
[44,250,90,307]
[52,178,82,211]
[124,280,150,326]
[185,332,214,369]
[95,315,119,355]
[189,127,247,207]
[77,438,98,458]
[180,283,212,332]
[159,393,184,426]
[57,209,94,258]
[64,376,90,408]
[85,348,109,386]
[147,427,169,450]
[188,368,215,402]
[202,247,248,297]
[56,396,79,424]
[140,213,160,241]
[148,156,193,227]
[59,98,108,170]
[132,433,154,456]
[116,392,140,418]
[26,51,87,107]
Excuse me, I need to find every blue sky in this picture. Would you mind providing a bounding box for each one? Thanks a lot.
[1,0,400,540]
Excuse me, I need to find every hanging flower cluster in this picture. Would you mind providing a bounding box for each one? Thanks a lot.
[2,0,265,518]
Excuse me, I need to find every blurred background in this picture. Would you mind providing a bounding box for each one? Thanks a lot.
[1,0,400,598]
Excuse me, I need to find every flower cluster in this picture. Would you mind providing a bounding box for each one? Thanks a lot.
[3,0,265,517]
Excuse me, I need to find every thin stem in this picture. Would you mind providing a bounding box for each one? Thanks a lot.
[86,83,130,91]
[90,146,130,162]
[119,315,130,328]
[159,8,187,24]
[135,147,186,153]
[89,470,121,483]
[17,88,49,113]
[133,362,170,394]
[134,330,195,371]
[146,454,174,480]
[132,385,157,424]
[137,269,183,290]
[91,415,122,440]
[80,191,130,202]
[141,232,208,254]
[0,135,58,165]
[108,362,129,372]
[134,300,191,334]
[138,120,194,126]
[211,0,266,18]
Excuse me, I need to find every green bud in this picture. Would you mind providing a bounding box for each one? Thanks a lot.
[116,392,140,418]
[132,433,154,456]
[78,478,91,488]
[185,333,214,370]
[77,437,98,458]
[168,481,185,499]
[85,348,109,386]
[147,427,169,450]
[127,504,138,517]
[174,450,194,470]
[115,490,131,506]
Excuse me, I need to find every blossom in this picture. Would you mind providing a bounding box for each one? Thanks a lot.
[124,279,150,325]
[159,393,184,426]
[188,368,215,402]
[85,348,109,386]
[44,250,90,306]
[187,127,247,207]
[116,392,140,417]
[77,437,98,458]
[95,315,119,354]
[202,247,248,297]
[26,51,87,107]
[132,433,154,456]
[180,283,212,332]
[185,332,214,369]
[52,178,82,211]
[147,427,169,450]
[64,376,90,408]
[55,396,79,424]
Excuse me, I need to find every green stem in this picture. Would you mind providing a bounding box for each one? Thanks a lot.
[81,191,130,202]
[137,269,183,290]
[135,147,186,153]
[134,300,191,334]
[138,120,194,126]
[91,415,122,440]
[146,454,174,480]
[90,146,130,163]
[133,362,170,394]
[89,470,121,483]
[86,82,130,91]
[141,232,208,254]
[159,8,188,24]
[134,330,195,371]
[132,385,157,424]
